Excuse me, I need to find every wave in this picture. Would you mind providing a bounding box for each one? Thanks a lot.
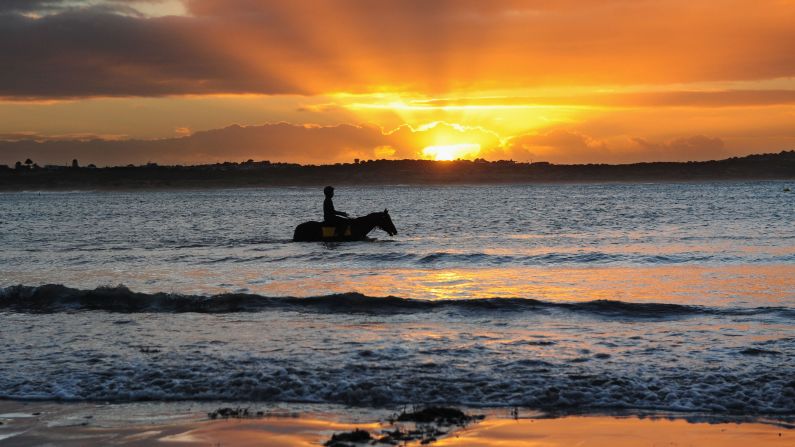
[10,245,795,266]
[187,250,795,266]
[2,284,792,318]
[3,363,794,417]
[0,339,793,416]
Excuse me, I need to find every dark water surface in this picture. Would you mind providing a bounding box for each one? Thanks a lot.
[1,183,794,417]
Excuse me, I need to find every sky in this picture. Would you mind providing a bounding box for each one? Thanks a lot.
[1,0,794,166]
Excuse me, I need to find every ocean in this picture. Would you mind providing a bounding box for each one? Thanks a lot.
[1,182,794,417]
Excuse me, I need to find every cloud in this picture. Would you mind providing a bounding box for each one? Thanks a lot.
[0,10,299,99]
[0,120,737,166]
[0,131,129,142]
[0,1,62,13]
[414,90,795,109]
[1,0,794,98]
[0,122,393,166]
[0,0,170,17]
[602,90,795,108]
[628,135,728,162]
[174,127,192,137]
[0,120,508,165]
[385,122,504,159]
[500,130,611,164]
[501,130,729,164]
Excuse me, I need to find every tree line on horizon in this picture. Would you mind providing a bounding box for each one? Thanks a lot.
[1,150,794,190]
[3,150,794,171]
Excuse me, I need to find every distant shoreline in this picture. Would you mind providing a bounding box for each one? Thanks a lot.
[2,151,793,190]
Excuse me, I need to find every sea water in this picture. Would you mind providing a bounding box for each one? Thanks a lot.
[1,183,794,416]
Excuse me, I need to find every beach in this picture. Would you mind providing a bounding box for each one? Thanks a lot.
[1,401,792,446]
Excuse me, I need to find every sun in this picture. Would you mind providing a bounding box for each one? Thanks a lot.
[421,143,481,161]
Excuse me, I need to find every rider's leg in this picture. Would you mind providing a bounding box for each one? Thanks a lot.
[334,217,349,237]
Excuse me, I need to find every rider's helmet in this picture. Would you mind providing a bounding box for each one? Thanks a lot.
[323,185,334,197]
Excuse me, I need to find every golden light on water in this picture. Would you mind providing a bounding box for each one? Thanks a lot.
[422,143,481,161]
[155,411,794,447]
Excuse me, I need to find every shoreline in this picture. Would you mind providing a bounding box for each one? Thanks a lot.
[1,400,792,446]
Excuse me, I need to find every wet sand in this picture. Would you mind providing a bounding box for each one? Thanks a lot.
[1,401,791,446]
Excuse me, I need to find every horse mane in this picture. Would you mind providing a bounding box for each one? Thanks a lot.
[353,211,391,232]
[353,211,384,225]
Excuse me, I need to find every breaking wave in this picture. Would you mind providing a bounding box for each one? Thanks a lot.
[2,284,792,319]
[2,357,794,417]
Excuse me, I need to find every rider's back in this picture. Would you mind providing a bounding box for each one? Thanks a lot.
[323,197,336,222]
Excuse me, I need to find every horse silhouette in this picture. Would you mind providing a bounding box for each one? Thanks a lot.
[293,209,397,242]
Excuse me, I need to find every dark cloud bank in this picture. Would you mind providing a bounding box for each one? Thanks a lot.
[0,122,737,166]
[2,0,795,99]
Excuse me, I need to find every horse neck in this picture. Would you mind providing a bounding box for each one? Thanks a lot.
[354,212,381,233]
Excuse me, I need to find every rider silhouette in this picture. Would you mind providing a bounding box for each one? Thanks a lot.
[323,186,349,236]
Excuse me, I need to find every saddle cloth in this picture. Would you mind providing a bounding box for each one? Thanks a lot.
[321,226,352,237]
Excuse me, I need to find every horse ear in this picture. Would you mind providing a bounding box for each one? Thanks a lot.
[384,208,388,214]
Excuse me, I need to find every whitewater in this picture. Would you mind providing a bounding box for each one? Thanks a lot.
[1,183,794,418]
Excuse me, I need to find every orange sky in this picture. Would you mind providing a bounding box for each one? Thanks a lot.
[1,0,794,165]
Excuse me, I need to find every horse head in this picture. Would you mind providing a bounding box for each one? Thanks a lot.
[379,208,398,236]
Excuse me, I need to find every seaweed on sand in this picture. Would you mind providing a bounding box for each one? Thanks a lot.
[395,406,484,425]
[324,428,372,446]
[375,425,447,445]
[324,406,484,446]
[207,407,252,419]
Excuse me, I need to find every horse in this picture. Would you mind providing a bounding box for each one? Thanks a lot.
[293,209,397,242]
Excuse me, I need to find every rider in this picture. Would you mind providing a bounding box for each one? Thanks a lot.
[323,186,349,236]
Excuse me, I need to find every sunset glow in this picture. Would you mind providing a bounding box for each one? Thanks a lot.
[422,144,481,161]
[1,0,794,166]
